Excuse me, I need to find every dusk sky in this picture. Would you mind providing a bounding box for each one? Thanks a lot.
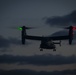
[0,0,76,75]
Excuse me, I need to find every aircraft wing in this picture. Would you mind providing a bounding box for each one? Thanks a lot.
[26,35,43,40]
[48,35,69,40]
[26,35,69,41]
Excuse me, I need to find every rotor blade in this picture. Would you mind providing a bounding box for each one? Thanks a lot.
[64,27,70,29]
[51,25,71,29]
[61,25,76,30]
[64,26,76,30]
[8,26,36,30]
[56,25,76,30]
[25,26,36,29]
[8,27,22,30]
[8,27,18,29]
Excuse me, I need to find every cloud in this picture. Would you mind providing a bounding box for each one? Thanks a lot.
[0,69,76,75]
[45,10,76,26]
[0,49,12,52]
[0,35,21,48]
[0,35,30,49]
[0,54,76,66]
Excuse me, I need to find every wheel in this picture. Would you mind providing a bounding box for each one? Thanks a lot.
[40,48,43,51]
[53,48,56,51]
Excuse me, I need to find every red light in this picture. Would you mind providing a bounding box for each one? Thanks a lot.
[73,26,76,30]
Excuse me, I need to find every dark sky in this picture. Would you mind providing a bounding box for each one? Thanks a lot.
[0,0,76,75]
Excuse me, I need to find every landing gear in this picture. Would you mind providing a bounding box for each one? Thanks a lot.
[53,48,56,51]
[40,48,43,51]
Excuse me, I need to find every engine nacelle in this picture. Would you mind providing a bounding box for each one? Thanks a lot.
[69,26,73,45]
[21,26,26,44]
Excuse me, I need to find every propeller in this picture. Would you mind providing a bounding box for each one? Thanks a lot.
[9,26,36,30]
[64,27,70,29]
[64,26,76,30]
[57,25,76,30]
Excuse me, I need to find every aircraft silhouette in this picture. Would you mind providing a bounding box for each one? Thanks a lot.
[18,26,76,51]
